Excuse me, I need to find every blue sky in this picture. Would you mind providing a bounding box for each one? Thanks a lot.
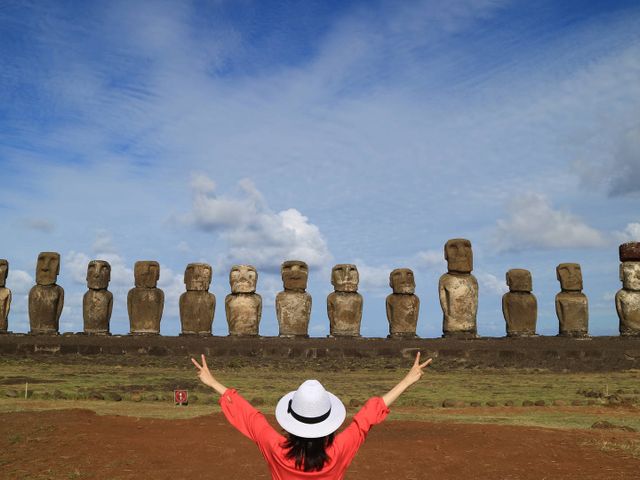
[1,0,639,337]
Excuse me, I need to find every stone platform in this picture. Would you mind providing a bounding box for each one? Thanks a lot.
[0,334,639,371]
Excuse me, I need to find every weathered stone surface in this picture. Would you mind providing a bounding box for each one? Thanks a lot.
[620,242,640,262]
[555,263,588,337]
[445,238,473,274]
[225,265,261,336]
[83,260,112,335]
[616,259,640,336]
[327,264,362,337]
[0,259,11,333]
[179,263,215,336]
[29,252,64,334]
[276,260,311,338]
[128,261,164,335]
[386,268,420,338]
[503,269,537,337]
[439,239,477,337]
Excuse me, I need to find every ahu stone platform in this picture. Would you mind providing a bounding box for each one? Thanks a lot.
[0,334,639,371]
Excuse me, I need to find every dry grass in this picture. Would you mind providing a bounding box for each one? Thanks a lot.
[1,355,640,429]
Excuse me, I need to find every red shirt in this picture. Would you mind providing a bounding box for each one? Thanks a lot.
[219,389,390,480]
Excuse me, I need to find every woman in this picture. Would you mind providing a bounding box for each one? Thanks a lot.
[192,352,432,479]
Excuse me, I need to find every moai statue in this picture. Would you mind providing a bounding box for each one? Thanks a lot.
[438,239,478,338]
[0,259,11,333]
[386,268,420,338]
[83,260,113,335]
[502,269,537,337]
[327,264,363,337]
[555,263,588,337]
[225,265,262,336]
[179,263,215,336]
[276,260,312,338]
[29,252,64,334]
[128,261,164,335]
[616,242,640,336]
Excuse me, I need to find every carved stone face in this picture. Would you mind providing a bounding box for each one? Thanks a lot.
[0,259,7,287]
[444,239,473,273]
[281,260,308,291]
[506,269,532,292]
[184,263,212,291]
[556,263,582,291]
[331,264,359,292]
[36,252,60,286]
[229,265,257,293]
[87,260,111,290]
[389,268,415,294]
[620,262,640,291]
[134,261,160,288]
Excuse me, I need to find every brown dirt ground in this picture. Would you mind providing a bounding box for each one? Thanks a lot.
[1,409,639,480]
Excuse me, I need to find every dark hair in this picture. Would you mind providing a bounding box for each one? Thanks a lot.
[282,432,335,472]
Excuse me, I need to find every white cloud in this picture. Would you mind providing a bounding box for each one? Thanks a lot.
[414,249,445,270]
[356,262,392,296]
[614,222,640,243]
[92,230,118,254]
[574,126,640,197]
[65,251,91,285]
[182,175,333,271]
[22,218,55,233]
[492,193,607,252]
[476,271,508,295]
[7,270,33,295]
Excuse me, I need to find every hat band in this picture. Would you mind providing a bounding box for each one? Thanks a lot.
[287,399,331,424]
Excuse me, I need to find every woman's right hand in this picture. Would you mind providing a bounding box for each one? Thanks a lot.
[191,354,225,393]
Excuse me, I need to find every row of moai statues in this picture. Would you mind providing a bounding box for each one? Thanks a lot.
[1,241,639,337]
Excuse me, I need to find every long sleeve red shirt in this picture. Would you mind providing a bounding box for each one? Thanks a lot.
[219,389,390,480]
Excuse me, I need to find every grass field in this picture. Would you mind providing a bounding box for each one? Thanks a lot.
[1,355,639,430]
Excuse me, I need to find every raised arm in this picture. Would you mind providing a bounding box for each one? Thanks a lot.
[191,354,228,395]
[382,352,432,407]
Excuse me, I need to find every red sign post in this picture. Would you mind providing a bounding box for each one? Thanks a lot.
[174,389,188,405]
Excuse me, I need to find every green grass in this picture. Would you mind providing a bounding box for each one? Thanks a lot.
[1,355,639,430]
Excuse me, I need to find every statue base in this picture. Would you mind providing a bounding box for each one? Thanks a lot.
[180,332,212,337]
[442,331,477,339]
[557,332,590,339]
[28,330,59,335]
[387,333,418,339]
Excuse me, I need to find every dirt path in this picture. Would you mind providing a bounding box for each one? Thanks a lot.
[1,409,638,479]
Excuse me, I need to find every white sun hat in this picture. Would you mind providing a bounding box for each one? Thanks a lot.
[275,379,346,438]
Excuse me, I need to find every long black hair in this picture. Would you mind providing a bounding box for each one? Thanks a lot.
[282,432,335,472]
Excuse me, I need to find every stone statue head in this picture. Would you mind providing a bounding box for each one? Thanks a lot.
[331,264,359,292]
[444,238,473,273]
[0,259,7,288]
[229,264,258,293]
[620,262,640,291]
[281,260,308,291]
[619,242,640,262]
[556,263,582,292]
[134,261,160,288]
[389,268,415,294]
[506,269,532,293]
[87,260,111,290]
[36,251,61,286]
[184,263,212,291]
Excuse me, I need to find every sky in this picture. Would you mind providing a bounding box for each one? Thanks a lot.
[1,0,639,337]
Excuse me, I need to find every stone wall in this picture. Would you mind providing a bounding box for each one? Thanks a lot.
[1,334,638,371]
